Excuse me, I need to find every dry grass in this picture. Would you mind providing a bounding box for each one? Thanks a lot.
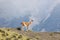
[0,28,27,40]
[0,28,60,40]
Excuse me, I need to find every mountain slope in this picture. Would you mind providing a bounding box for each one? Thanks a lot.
[0,28,60,40]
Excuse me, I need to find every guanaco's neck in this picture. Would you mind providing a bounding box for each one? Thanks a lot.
[29,20,33,25]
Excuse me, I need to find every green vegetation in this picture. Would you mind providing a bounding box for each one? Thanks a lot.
[0,28,27,40]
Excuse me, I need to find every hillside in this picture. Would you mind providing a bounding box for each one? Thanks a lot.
[0,28,60,40]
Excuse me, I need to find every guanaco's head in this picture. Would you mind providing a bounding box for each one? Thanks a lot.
[31,20,34,22]
[29,18,33,21]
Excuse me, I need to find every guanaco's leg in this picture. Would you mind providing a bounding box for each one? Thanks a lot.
[22,26,24,31]
[26,26,29,31]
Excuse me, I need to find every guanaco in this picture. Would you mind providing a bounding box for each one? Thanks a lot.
[21,19,33,31]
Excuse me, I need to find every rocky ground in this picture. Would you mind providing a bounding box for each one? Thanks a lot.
[0,28,60,40]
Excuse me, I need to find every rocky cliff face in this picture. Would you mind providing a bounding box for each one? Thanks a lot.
[0,28,60,40]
